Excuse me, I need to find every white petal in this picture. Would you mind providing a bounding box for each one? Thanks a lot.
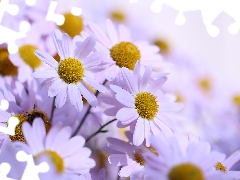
[48,79,64,97]
[32,70,58,79]
[106,19,118,44]
[34,50,58,68]
[116,108,138,125]
[121,67,137,94]
[140,65,152,91]
[118,24,131,42]
[55,84,67,108]
[133,118,145,146]
[52,29,64,59]
[62,33,71,58]
[77,83,97,108]
[83,77,108,93]
[83,50,109,68]
[75,36,96,60]
[68,84,83,112]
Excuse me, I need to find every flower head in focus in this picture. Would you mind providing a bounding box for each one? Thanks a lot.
[107,62,183,146]
[33,29,109,112]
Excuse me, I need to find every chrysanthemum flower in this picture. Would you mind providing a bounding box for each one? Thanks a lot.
[107,62,183,146]
[104,131,157,179]
[144,132,240,180]
[15,118,95,178]
[32,29,108,112]
[87,19,164,81]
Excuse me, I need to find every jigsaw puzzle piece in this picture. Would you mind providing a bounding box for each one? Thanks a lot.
[0,162,16,180]
[0,138,27,179]
[16,151,49,180]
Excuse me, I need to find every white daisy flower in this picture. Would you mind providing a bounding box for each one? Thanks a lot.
[107,62,183,146]
[32,29,108,112]
[87,19,164,81]
[15,118,95,179]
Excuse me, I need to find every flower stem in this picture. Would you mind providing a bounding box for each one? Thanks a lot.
[50,96,56,123]
[86,118,117,143]
[72,79,108,136]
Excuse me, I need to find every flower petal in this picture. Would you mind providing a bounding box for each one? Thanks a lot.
[32,70,58,79]
[83,77,108,93]
[75,36,96,60]
[34,50,58,68]
[133,118,145,146]
[48,79,64,97]
[52,29,64,59]
[77,83,97,108]
[106,19,118,44]
[55,83,67,108]
[116,108,138,125]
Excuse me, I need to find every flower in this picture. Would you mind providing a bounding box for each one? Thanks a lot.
[87,19,164,81]
[107,62,183,146]
[15,118,95,179]
[104,131,156,179]
[32,29,108,112]
[144,132,239,180]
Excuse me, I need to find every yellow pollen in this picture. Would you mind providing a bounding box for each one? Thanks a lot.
[215,162,227,172]
[168,163,205,180]
[18,45,42,69]
[110,41,141,70]
[233,95,240,107]
[58,58,84,84]
[110,11,125,22]
[135,92,159,120]
[134,153,145,166]
[36,150,65,174]
[9,114,27,143]
[59,13,84,38]
[199,78,211,92]
[154,39,170,55]
[0,48,18,76]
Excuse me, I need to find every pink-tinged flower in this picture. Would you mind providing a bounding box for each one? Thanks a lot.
[104,131,156,179]
[107,62,183,146]
[87,19,165,81]
[32,29,109,112]
[15,118,95,179]
[144,132,239,180]
[81,169,106,180]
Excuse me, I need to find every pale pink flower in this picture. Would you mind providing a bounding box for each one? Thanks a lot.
[32,29,109,112]
[107,62,183,146]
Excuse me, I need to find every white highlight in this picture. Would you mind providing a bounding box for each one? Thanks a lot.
[71,7,82,16]
[46,1,65,25]
[0,99,9,111]
[0,116,19,136]
[0,163,14,180]
[19,21,31,34]
[25,0,36,6]
[17,151,49,180]
[6,4,19,16]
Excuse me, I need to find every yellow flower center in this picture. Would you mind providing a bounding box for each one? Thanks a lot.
[134,153,145,166]
[18,45,42,69]
[9,109,51,142]
[58,13,84,38]
[233,95,240,107]
[58,58,85,84]
[168,163,205,180]
[9,114,28,143]
[110,11,125,23]
[110,41,141,70]
[134,92,159,120]
[199,78,211,92]
[0,48,18,76]
[36,150,65,174]
[154,39,170,55]
[215,162,227,172]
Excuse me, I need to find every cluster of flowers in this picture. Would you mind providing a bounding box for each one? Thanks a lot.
[1,0,240,180]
